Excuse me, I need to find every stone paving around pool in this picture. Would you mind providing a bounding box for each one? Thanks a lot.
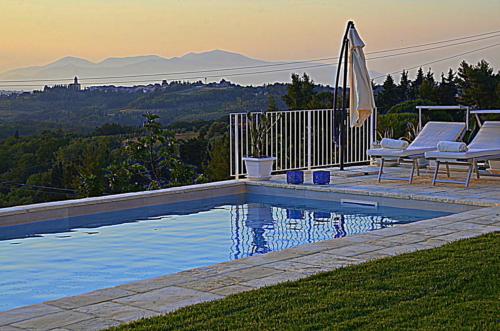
[1,167,499,331]
[263,165,500,207]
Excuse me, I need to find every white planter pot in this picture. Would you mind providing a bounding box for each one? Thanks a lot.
[243,157,276,181]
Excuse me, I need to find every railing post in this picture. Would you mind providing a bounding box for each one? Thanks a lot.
[370,108,376,147]
[235,114,240,179]
[418,107,422,131]
[307,110,312,170]
[229,114,233,177]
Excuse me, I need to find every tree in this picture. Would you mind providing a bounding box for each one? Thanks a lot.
[436,69,458,105]
[107,113,195,192]
[282,73,316,109]
[419,69,437,101]
[457,60,499,108]
[204,134,230,181]
[387,99,435,114]
[55,136,119,196]
[410,67,425,98]
[309,91,333,109]
[267,95,278,112]
[496,82,500,106]
[105,162,144,194]
[376,74,401,112]
[0,131,74,206]
[180,137,208,171]
[197,120,230,182]
[377,113,419,140]
[51,161,64,189]
[126,113,178,186]
[205,121,228,139]
[425,68,435,84]
[93,123,136,136]
[399,70,411,101]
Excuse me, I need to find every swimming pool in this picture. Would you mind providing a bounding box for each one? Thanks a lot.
[0,193,450,311]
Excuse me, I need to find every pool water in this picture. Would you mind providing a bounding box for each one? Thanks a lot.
[0,194,450,311]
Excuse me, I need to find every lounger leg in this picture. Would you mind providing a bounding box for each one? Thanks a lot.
[377,158,385,183]
[409,159,416,184]
[465,162,474,188]
[445,163,450,178]
[473,159,480,179]
[432,161,440,186]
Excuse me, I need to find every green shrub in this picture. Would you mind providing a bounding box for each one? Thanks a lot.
[385,99,456,136]
[387,99,435,114]
[377,113,418,140]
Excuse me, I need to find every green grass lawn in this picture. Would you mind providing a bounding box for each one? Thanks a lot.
[112,233,499,330]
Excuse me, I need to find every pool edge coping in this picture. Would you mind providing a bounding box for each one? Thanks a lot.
[0,180,245,225]
[245,181,500,207]
[1,178,497,227]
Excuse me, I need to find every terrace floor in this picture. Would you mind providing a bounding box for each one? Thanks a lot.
[262,165,500,207]
[1,166,499,331]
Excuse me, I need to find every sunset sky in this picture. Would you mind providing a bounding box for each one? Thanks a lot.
[1,0,499,77]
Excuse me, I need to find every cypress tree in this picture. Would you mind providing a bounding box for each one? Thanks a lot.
[399,70,410,101]
[411,67,425,98]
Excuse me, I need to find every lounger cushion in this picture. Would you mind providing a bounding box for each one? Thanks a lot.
[380,138,409,150]
[368,121,465,158]
[367,147,432,158]
[408,122,465,149]
[426,121,500,160]
[426,148,500,160]
[437,141,468,152]
[468,121,500,150]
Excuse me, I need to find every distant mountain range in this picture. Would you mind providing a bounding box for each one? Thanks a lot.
[0,50,383,89]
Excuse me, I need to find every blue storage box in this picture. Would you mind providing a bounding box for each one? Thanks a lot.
[287,170,304,184]
[313,170,330,185]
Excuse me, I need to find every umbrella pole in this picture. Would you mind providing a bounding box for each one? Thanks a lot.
[340,37,349,170]
[334,21,353,171]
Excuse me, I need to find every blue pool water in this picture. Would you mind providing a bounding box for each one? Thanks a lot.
[0,194,450,311]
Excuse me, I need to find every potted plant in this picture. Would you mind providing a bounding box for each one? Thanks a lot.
[243,111,279,180]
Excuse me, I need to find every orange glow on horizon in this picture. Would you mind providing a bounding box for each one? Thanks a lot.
[1,0,499,73]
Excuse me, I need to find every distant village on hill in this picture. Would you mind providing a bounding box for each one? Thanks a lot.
[2,77,246,97]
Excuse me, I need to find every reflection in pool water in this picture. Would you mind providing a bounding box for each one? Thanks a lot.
[0,193,449,311]
[230,202,400,259]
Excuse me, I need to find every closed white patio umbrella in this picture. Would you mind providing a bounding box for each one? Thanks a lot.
[348,26,376,127]
[333,21,376,169]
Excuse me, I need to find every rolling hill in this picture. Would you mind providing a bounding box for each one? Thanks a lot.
[0,50,382,89]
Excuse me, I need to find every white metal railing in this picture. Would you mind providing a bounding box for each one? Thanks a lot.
[229,109,376,178]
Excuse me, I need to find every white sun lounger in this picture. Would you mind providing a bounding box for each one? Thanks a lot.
[367,122,466,183]
[425,121,500,187]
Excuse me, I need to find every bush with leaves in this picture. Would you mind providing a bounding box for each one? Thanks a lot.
[377,113,418,141]
[106,113,195,192]
[387,99,435,114]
